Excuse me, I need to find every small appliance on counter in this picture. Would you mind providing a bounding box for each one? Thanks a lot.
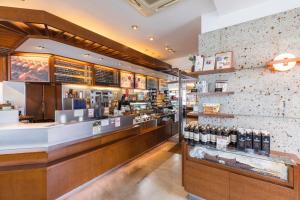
[63,98,87,110]
[91,90,112,119]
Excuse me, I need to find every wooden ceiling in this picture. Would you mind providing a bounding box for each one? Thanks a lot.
[0,6,172,72]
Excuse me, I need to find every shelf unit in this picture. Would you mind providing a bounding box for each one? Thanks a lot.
[199,91,234,97]
[188,68,235,77]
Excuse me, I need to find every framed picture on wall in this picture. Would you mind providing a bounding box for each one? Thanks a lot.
[194,55,204,72]
[120,71,134,88]
[215,51,233,69]
[203,56,216,71]
[10,55,50,82]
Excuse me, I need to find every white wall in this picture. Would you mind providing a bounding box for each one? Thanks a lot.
[2,81,26,113]
[202,0,300,33]
[0,82,3,104]
[165,55,193,72]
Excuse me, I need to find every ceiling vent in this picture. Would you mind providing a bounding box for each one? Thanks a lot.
[128,0,181,16]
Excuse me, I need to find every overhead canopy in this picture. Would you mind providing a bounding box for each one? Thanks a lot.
[0,6,172,72]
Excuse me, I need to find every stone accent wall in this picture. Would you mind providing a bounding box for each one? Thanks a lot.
[198,8,300,155]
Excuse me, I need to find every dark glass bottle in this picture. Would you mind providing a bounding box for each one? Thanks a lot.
[189,124,195,145]
[224,128,230,147]
[193,125,200,145]
[237,128,246,151]
[198,125,203,144]
[210,126,217,146]
[261,131,271,156]
[184,124,190,142]
[245,129,253,149]
[201,126,208,145]
[206,125,211,144]
[253,130,262,152]
[230,127,238,148]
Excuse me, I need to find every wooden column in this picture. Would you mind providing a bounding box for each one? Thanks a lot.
[0,55,8,81]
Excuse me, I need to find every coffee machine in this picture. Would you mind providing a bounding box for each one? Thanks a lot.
[91,90,112,118]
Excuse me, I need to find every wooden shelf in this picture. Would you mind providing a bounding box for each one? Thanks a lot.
[199,112,234,118]
[187,112,234,118]
[186,112,199,119]
[188,68,235,77]
[199,91,234,97]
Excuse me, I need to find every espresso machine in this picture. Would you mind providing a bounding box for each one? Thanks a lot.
[91,90,112,119]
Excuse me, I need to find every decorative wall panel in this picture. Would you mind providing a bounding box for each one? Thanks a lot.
[198,8,300,155]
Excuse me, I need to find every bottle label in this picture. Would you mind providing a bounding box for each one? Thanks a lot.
[194,134,200,142]
[207,134,211,142]
[202,134,208,143]
[231,135,237,143]
[189,132,194,140]
[184,132,189,139]
[210,135,216,143]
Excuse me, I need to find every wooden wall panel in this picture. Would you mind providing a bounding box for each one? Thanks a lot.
[0,55,7,81]
[25,83,44,120]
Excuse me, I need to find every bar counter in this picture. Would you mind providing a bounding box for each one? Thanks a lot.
[0,118,179,200]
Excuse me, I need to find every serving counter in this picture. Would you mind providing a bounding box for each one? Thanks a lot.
[0,117,179,200]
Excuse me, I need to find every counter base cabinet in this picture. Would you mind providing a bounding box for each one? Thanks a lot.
[184,161,229,200]
[182,143,300,200]
[0,124,173,200]
[229,173,296,200]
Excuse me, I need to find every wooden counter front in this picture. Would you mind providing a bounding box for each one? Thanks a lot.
[182,142,300,200]
[0,122,176,200]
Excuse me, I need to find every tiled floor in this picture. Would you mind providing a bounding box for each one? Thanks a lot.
[64,140,188,200]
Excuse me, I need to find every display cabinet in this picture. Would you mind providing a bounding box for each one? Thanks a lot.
[182,142,300,200]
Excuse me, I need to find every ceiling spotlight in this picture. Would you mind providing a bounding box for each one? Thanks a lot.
[165,46,170,51]
[83,53,90,57]
[131,25,139,30]
[149,36,154,41]
[98,57,104,61]
[36,46,45,50]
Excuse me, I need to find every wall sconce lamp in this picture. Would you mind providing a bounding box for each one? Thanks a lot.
[267,53,300,72]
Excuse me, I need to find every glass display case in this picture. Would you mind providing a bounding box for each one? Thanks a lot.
[188,144,296,182]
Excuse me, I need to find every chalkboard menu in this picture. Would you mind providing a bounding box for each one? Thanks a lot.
[120,71,134,88]
[10,55,50,82]
[94,65,119,86]
[147,76,158,89]
[135,74,146,89]
[54,59,92,85]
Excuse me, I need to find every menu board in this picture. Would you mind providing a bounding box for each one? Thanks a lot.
[94,65,119,86]
[159,79,168,91]
[147,76,158,89]
[54,59,92,85]
[120,71,134,88]
[135,74,146,89]
[10,55,50,82]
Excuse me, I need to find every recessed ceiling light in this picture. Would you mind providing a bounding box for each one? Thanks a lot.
[131,25,139,30]
[83,53,90,57]
[165,46,170,51]
[36,46,45,50]
[149,36,154,41]
[98,57,104,61]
